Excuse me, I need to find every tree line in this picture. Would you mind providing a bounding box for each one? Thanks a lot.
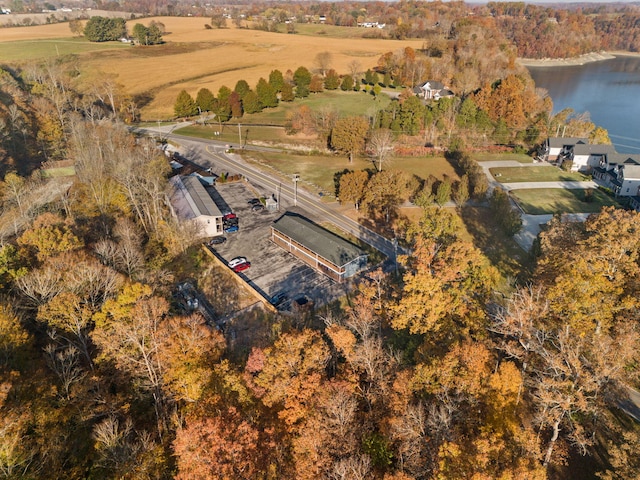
[81,16,164,45]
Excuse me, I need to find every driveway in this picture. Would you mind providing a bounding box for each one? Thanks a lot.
[478,160,596,251]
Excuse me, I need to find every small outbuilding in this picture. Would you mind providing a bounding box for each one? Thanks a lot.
[271,212,367,283]
[169,175,224,238]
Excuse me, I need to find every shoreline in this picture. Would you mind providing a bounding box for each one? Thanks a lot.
[517,51,640,67]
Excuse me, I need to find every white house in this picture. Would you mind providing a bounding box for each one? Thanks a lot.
[169,175,223,238]
[542,137,588,161]
[593,153,640,197]
[413,81,453,100]
[569,143,617,172]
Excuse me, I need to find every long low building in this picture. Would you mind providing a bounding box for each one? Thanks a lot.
[169,175,224,238]
[271,212,368,283]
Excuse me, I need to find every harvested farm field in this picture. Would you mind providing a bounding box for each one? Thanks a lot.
[0,17,425,120]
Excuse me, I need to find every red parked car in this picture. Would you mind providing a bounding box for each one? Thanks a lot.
[233,261,251,273]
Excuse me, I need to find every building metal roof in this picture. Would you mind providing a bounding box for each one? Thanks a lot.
[272,213,366,268]
[170,175,222,219]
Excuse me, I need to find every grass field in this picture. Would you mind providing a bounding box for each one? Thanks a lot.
[510,188,619,214]
[472,152,534,163]
[242,150,458,197]
[0,37,130,61]
[4,17,422,120]
[489,166,588,183]
[2,18,422,119]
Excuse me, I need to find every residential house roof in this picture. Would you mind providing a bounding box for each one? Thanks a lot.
[572,144,617,156]
[607,153,640,165]
[272,213,366,268]
[547,137,588,148]
[170,175,222,220]
[621,165,640,180]
[421,80,445,90]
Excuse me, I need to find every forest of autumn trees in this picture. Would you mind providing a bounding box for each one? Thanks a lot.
[1,1,640,477]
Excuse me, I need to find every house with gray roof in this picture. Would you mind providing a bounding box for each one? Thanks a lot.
[542,137,588,161]
[414,80,453,100]
[271,213,367,282]
[569,143,617,172]
[593,153,640,197]
[169,175,224,238]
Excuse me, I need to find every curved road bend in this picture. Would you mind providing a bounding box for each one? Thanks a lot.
[164,134,399,260]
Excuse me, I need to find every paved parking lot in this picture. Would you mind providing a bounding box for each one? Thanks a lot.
[206,180,348,310]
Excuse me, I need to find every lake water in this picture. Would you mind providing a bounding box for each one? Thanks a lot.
[527,55,640,154]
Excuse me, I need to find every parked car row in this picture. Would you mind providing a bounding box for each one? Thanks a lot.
[228,256,250,273]
[223,211,239,233]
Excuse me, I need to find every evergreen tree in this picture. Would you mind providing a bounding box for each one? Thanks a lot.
[196,88,215,112]
[174,90,197,117]
[383,71,392,87]
[256,78,278,108]
[268,69,285,93]
[215,86,232,121]
[364,69,374,85]
[324,69,340,90]
[242,91,262,114]
[293,66,311,97]
[234,80,251,100]
[340,75,354,91]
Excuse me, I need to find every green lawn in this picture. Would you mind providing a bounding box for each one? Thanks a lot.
[490,166,587,183]
[0,38,129,61]
[472,152,534,163]
[245,151,370,195]
[243,150,457,199]
[238,90,392,126]
[510,188,619,215]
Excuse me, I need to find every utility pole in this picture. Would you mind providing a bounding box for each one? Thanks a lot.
[238,123,242,147]
[293,174,300,207]
[277,182,281,211]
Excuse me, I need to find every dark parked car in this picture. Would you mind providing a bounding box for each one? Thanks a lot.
[248,198,261,206]
[208,236,227,246]
[270,292,288,306]
[251,204,264,212]
[224,217,239,226]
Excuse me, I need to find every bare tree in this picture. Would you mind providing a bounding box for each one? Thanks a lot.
[367,128,396,172]
[16,265,65,306]
[315,51,333,76]
[44,342,86,400]
[348,60,362,81]
[330,455,371,480]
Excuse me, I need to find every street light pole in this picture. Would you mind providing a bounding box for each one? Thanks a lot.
[238,122,242,147]
[293,174,300,207]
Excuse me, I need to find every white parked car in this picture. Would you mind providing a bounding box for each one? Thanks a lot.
[228,256,248,269]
